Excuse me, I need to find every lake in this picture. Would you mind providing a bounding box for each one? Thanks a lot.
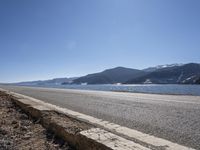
[32,84,200,96]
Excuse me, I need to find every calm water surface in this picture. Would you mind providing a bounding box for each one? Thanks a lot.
[33,84,200,96]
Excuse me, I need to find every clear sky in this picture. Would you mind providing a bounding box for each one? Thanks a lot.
[0,0,200,83]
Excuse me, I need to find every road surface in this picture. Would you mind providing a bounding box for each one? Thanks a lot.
[0,85,200,149]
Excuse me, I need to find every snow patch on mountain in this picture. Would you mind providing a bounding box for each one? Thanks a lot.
[143,63,184,72]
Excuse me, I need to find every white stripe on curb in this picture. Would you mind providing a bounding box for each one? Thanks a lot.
[80,128,151,150]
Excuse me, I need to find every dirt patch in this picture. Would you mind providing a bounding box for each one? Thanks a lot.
[0,92,74,150]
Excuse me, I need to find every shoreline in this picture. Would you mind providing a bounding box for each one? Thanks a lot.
[3,84,200,97]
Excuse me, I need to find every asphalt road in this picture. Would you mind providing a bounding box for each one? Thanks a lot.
[1,85,200,149]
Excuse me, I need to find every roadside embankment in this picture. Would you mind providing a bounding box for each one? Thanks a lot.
[0,91,73,150]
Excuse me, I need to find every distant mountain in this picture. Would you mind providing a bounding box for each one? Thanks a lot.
[126,63,200,84]
[143,63,183,72]
[13,63,200,86]
[72,67,146,84]
[15,77,78,86]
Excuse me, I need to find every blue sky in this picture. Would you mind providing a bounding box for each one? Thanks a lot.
[0,0,200,82]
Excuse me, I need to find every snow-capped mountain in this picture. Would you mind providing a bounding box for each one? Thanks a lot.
[143,63,183,72]
[126,63,200,84]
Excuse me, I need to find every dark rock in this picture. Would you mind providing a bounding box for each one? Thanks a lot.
[13,124,19,129]
[0,128,8,135]
[11,120,18,124]
[20,114,28,120]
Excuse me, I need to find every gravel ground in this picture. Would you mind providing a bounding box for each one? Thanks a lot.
[0,92,74,150]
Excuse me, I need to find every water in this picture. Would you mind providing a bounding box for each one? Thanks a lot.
[31,84,200,96]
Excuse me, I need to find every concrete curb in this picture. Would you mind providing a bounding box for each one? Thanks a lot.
[0,88,195,150]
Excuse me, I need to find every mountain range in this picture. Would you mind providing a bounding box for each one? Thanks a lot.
[13,63,200,86]
[126,63,200,84]
[72,67,145,84]
[72,63,200,85]
[14,77,77,86]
